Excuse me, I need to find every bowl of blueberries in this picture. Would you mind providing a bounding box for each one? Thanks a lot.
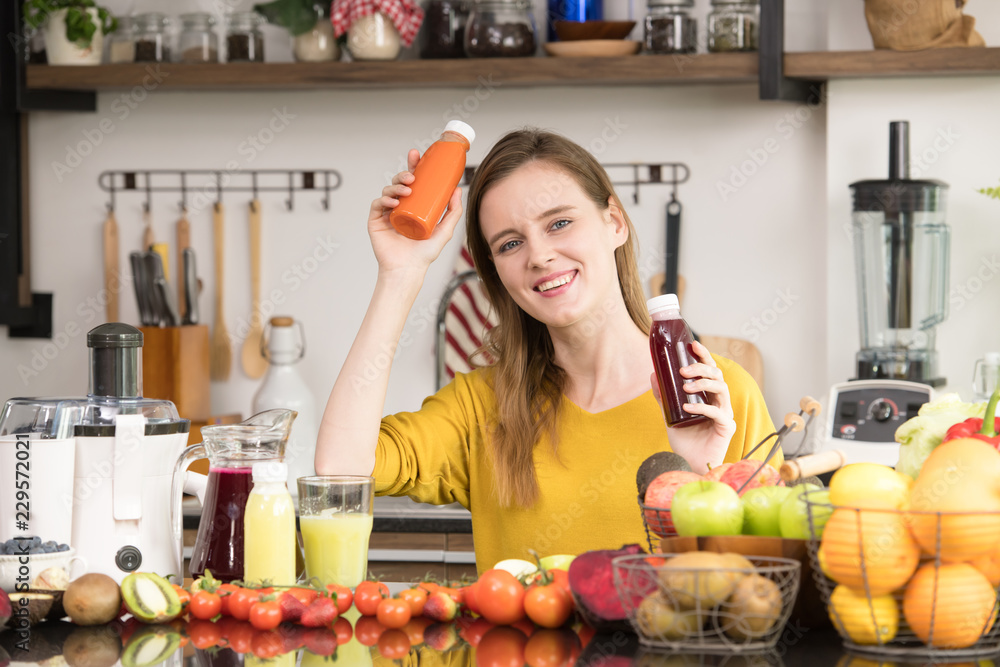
[0,536,75,593]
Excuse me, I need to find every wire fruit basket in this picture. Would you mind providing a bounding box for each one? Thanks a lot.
[611,553,801,652]
[805,497,1000,659]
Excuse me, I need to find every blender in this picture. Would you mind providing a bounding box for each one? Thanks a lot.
[823,121,945,466]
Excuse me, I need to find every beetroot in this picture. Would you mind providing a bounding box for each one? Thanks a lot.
[0,589,10,629]
[568,544,645,631]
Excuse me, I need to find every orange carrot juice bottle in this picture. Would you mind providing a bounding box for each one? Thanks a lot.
[389,120,475,240]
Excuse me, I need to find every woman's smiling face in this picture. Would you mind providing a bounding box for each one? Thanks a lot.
[479,161,629,330]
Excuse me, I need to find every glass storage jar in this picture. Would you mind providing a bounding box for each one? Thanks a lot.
[226,11,266,62]
[293,3,339,61]
[644,0,696,54]
[133,13,170,63]
[420,0,470,59]
[347,12,401,61]
[707,0,758,52]
[106,16,135,63]
[464,0,536,58]
[178,13,218,63]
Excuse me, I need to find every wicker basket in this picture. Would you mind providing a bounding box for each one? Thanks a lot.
[805,497,1000,659]
[612,553,801,652]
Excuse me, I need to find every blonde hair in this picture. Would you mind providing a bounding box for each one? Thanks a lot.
[466,128,651,507]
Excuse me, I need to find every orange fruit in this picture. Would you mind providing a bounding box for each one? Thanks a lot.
[903,562,997,649]
[828,584,899,645]
[971,552,1000,587]
[818,508,920,596]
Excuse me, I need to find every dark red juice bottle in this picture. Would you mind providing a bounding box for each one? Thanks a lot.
[189,467,254,582]
[647,294,710,428]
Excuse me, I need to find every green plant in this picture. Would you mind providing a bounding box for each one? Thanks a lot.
[253,0,327,36]
[23,0,116,47]
[979,180,1000,201]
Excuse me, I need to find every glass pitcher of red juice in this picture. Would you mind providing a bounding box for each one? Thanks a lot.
[171,409,297,582]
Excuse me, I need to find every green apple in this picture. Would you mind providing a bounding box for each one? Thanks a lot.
[741,485,794,536]
[538,554,576,572]
[670,480,744,537]
[492,558,537,578]
[778,484,832,540]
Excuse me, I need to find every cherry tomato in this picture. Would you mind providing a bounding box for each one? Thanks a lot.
[251,629,284,659]
[249,600,283,631]
[376,598,412,629]
[226,621,256,654]
[417,581,440,595]
[523,628,578,667]
[459,617,495,647]
[326,583,353,615]
[284,587,319,606]
[547,569,572,600]
[228,587,262,621]
[476,625,528,667]
[524,584,573,629]
[476,569,526,625]
[437,585,463,605]
[354,581,389,616]
[332,616,353,645]
[401,616,432,646]
[354,615,386,646]
[187,619,222,650]
[398,587,428,616]
[190,590,223,620]
[377,629,411,660]
[172,585,191,611]
[462,580,481,616]
[218,583,239,616]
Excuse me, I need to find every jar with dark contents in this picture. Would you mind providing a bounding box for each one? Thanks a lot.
[178,13,219,63]
[644,0,696,54]
[464,0,536,58]
[707,0,758,52]
[133,13,170,63]
[420,0,470,58]
[226,11,266,62]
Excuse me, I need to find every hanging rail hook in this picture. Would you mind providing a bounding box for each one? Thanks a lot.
[107,175,116,212]
[180,172,187,212]
[215,171,223,208]
[632,164,640,205]
[143,171,152,213]
[322,172,330,211]
[252,172,259,202]
[286,172,294,211]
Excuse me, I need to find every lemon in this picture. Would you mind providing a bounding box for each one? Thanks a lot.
[829,585,899,645]
[829,463,911,510]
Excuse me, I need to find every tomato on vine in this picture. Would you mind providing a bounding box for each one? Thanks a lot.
[249,600,283,631]
[355,581,389,616]
[190,590,223,620]
[376,598,412,629]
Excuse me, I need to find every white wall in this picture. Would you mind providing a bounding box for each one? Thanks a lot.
[2,0,997,454]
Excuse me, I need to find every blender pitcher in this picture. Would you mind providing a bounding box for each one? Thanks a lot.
[171,409,296,582]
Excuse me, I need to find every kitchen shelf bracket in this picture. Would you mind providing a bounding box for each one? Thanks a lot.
[98,169,344,212]
[759,0,823,103]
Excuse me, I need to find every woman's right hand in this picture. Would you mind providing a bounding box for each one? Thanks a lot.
[369,149,464,275]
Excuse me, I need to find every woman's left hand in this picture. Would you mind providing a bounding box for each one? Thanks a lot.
[650,341,736,474]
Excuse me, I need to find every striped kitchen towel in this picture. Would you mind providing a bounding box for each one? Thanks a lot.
[442,246,496,381]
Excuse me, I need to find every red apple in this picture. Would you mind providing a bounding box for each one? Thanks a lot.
[719,460,781,496]
[703,463,733,482]
[643,470,704,537]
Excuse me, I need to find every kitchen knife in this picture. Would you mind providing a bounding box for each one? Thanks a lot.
[156,276,180,327]
[144,251,167,326]
[176,210,191,321]
[182,247,199,326]
[130,251,153,326]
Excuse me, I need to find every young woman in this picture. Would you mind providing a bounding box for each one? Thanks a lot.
[316,128,777,570]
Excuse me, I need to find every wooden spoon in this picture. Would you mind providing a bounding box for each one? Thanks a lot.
[102,209,119,322]
[241,199,268,379]
[176,208,191,322]
[210,202,232,381]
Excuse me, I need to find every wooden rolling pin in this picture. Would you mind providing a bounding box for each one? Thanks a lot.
[780,450,847,483]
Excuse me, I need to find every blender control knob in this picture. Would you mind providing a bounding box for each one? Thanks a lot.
[871,400,893,422]
[115,545,142,572]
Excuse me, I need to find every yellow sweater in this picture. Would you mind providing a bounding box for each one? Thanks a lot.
[374,355,778,572]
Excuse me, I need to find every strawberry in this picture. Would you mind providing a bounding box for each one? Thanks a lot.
[423,591,458,623]
[300,597,339,628]
[302,627,339,656]
[278,591,307,623]
[278,623,309,653]
[423,622,460,651]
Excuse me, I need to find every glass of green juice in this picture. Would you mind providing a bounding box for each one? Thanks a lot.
[296,475,374,589]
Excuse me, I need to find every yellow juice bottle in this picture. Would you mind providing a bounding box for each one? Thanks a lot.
[243,461,296,587]
[300,511,373,589]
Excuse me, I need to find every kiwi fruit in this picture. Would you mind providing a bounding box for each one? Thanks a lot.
[62,625,123,667]
[636,451,693,497]
[120,625,183,667]
[120,573,181,624]
[63,573,122,626]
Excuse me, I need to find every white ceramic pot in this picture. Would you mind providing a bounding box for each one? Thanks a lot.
[347,12,401,61]
[294,16,340,61]
[44,8,105,65]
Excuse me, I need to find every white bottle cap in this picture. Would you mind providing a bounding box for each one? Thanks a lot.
[252,461,288,483]
[444,120,475,145]
[647,294,680,315]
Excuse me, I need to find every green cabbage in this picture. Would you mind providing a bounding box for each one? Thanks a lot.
[895,393,986,478]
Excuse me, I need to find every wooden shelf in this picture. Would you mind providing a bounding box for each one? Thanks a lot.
[23,47,1000,92]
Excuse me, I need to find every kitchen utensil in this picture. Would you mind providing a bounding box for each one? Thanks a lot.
[142,207,155,251]
[210,202,232,381]
[151,243,170,283]
[144,251,167,326]
[130,251,154,326]
[553,19,635,40]
[851,121,949,386]
[543,40,641,57]
[241,199,268,379]
[156,276,180,327]
[182,247,199,326]
[176,209,191,321]
[103,210,119,322]
[172,409,297,582]
[649,195,685,305]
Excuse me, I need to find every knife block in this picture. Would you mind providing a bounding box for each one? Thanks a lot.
[140,325,211,422]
